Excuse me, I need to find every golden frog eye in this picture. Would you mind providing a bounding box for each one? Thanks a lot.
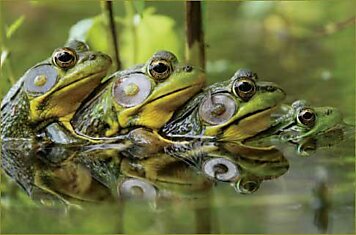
[113,73,152,107]
[297,108,316,128]
[148,59,173,80]
[118,178,157,200]
[24,64,58,94]
[52,47,78,69]
[202,157,239,181]
[232,78,257,101]
[199,93,237,125]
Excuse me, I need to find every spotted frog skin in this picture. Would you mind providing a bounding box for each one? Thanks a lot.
[1,41,112,140]
[71,50,205,140]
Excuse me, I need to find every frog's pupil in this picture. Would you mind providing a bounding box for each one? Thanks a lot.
[303,111,314,120]
[243,181,258,191]
[238,81,253,92]
[58,52,73,62]
[153,63,168,73]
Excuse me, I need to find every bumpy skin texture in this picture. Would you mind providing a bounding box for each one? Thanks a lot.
[72,67,142,138]
[1,91,34,138]
[71,51,205,139]
[1,40,112,140]
[161,69,286,142]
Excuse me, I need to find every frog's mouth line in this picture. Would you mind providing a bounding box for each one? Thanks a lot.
[53,70,108,94]
[145,84,201,105]
[222,105,277,132]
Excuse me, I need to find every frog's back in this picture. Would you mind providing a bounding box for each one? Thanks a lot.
[1,77,34,139]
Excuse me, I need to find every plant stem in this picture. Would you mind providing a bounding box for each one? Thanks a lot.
[101,0,121,70]
[185,1,206,70]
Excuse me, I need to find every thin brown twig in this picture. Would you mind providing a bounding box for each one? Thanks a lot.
[102,0,121,70]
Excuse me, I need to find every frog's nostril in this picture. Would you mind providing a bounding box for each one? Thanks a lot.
[89,54,96,60]
[325,109,332,115]
[183,65,193,72]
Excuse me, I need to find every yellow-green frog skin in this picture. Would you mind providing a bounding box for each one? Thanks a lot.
[71,50,205,139]
[1,40,112,139]
[162,68,286,143]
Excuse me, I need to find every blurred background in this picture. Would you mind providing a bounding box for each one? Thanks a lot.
[0,1,355,233]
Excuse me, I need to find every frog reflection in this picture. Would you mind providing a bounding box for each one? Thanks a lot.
[1,141,114,207]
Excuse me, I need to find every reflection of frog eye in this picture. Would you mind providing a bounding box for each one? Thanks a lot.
[52,47,78,69]
[113,73,152,107]
[199,94,236,125]
[297,108,316,128]
[118,178,157,200]
[148,59,172,80]
[234,178,260,194]
[24,65,58,94]
[232,78,256,101]
[203,158,239,181]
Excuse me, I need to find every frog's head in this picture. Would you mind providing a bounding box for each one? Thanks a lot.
[200,69,286,142]
[112,50,205,129]
[25,40,112,122]
[281,100,343,141]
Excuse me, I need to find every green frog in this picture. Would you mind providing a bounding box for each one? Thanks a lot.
[1,40,112,140]
[270,100,343,141]
[70,50,205,142]
[245,100,345,156]
[161,68,286,143]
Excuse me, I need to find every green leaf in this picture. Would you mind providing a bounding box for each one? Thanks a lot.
[120,7,182,67]
[68,16,111,62]
[133,0,145,17]
[6,16,25,39]
[68,18,95,42]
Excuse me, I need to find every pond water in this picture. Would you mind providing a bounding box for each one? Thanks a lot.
[1,1,355,234]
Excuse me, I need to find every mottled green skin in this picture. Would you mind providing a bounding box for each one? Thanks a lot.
[1,90,34,138]
[72,67,142,138]
[1,41,112,140]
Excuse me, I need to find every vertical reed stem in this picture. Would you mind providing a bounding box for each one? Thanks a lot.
[185,1,205,70]
[101,0,121,70]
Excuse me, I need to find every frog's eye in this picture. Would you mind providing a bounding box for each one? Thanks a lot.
[118,178,157,200]
[297,108,316,128]
[113,73,152,107]
[234,178,260,194]
[203,158,239,181]
[24,65,58,94]
[148,59,173,80]
[232,78,256,101]
[199,94,236,125]
[52,47,78,69]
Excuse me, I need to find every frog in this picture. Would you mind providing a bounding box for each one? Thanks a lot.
[245,100,344,142]
[1,140,114,207]
[245,100,345,156]
[270,100,343,141]
[162,68,285,142]
[1,40,112,140]
[158,68,285,155]
[69,50,205,143]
